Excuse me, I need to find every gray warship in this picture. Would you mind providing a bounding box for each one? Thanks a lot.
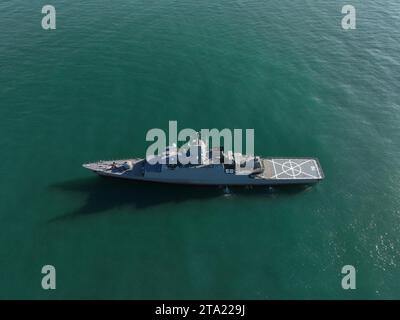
[83,136,324,186]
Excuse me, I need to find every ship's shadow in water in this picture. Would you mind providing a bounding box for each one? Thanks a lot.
[49,176,311,222]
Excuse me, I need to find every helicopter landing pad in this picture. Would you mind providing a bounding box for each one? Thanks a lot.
[262,158,324,181]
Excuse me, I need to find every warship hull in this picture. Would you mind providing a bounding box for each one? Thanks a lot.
[83,157,324,186]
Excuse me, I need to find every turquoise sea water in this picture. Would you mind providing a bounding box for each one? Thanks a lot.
[1,0,399,299]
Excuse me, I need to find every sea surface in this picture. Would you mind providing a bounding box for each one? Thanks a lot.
[1,0,399,299]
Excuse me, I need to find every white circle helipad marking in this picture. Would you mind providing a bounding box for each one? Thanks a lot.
[281,160,302,177]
